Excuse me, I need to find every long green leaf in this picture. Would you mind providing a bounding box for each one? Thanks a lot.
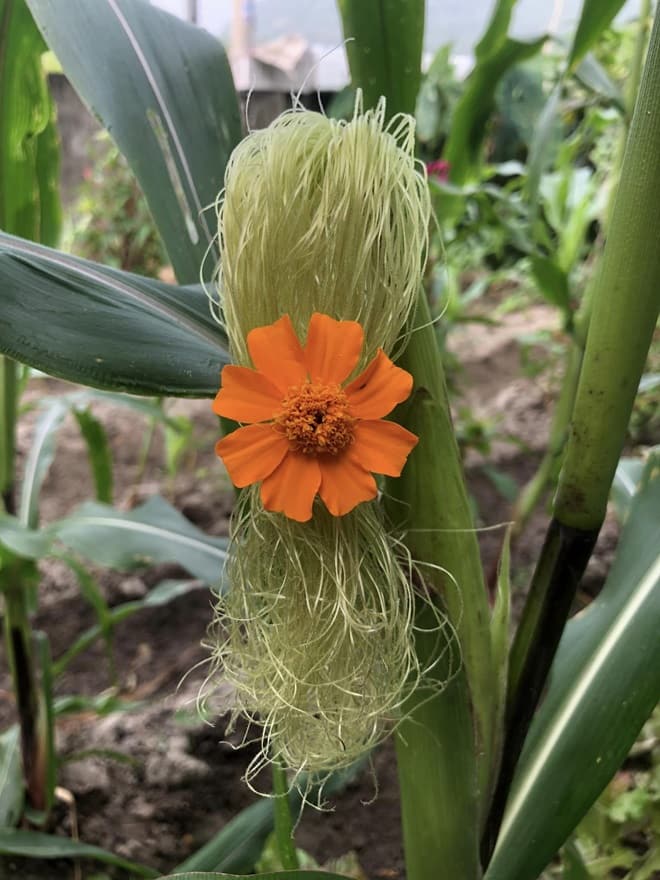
[0,513,51,558]
[54,496,228,587]
[574,52,626,112]
[72,407,114,503]
[19,388,189,529]
[0,728,23,827]
[446,36,546,184]
[53,578,209,676]
[337,0,425,118]
[18,396,68,528]
[176,761,366,874]
[474,0,518,61]
[610,455,647,522]
[0,232,229,396]
[568,0,628,69]
[158,873,352,880]
[26,0,242,283]
[485,453,660,880]
[0,828,157,877]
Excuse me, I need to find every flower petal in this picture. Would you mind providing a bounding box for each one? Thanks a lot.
[215,424,289,487]
[247,315,308,393]
[344,350,414,419]
[352,420,418,476]
[212,365,282,423]
[304,313,364,385]
[260,452,321,522]
[318,453,377,516]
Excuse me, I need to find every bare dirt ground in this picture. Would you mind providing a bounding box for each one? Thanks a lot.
[0,299,620,880]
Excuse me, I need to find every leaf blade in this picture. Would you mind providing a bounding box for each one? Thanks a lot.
[446,36,546,184]
[0,828,157,877]
[26,0,241,282]
[337,0,425,118]
[568,0,628,70]
[53,496,228,588]
[0,232,228,397]
[486,453,660,880]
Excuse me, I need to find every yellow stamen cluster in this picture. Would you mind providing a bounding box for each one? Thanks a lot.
[275,383,355,455]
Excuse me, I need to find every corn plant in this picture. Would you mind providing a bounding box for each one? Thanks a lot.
[0,0,658,879]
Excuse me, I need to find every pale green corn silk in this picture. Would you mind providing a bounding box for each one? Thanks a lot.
[203,489,457,788]
[213,93,430,365]
[205,96,447,784]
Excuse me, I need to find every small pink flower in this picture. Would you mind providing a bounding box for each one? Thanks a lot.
[426,159,450,182]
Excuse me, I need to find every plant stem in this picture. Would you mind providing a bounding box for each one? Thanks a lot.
[483,7,660,861]
[512,1,651,535]
[395,606,481,880]
[272,759,299,871]
[481,520,597,862]
[0,355,17,513]
[385,291,495,879]
[554,22,660,531]
[2,566,47,813]
[391,293,497,787]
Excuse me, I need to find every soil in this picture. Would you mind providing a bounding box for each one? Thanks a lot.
[0,299,621,880]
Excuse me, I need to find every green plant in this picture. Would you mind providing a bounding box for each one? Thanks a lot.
[0,1,658,880]
[66,134,167,277]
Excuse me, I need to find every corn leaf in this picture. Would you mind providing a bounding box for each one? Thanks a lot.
[0,728,23,827]
[337,0,425,118]
[446,36,546,184]
[26,0,241,283]
[176,761,366,874]
[158,873,352,880]
[568,0,628,70]
[0,0,61,244]
[0,232,228,397]
[18,397,69,529]
[53,579,210,677]
[53,496,228,588]
[485,452,660,880]
[72,407,113,504]
[0,828,157,877]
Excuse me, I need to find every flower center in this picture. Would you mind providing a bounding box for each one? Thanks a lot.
[274,382,355,455]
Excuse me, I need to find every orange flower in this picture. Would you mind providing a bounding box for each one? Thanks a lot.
[213,313,418,522]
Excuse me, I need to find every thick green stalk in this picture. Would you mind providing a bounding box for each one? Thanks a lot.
[628,0,652,118]
[555,12,660,531]
[386,292,496,879]
[0,355,17,513]
[395,608,481,880]
[483,8,660,861]
[2,564,47,813]
[513,1,651,534]
[271,759,299,871]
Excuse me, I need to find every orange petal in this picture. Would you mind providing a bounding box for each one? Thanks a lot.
[304,313,364,384]
[215,424,289,488]
[212,365,282,423]
[344,350,413,419]
[352,420,418,476]
[260,452,321,522]
[318,453,377,517]
[247,315,307,393]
